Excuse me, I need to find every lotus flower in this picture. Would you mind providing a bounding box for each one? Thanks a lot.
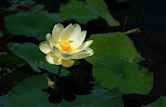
[39,23,94,67]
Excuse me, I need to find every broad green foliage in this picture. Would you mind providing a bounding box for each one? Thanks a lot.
[5,0,120,40]
[7,42,68,74]
[60,0,119,26]
[0,75,124,107]
[86,32,153,94]
[60,0,98,24]
[86,32,143,64]
[93,55,153,94]
[5,11,56,40]
[86,0,120,26]
[142,96,166,107]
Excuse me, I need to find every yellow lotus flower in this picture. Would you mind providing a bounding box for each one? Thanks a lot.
[39,23,94,67]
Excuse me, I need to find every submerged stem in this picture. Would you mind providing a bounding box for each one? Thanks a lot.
[57,65,62,78]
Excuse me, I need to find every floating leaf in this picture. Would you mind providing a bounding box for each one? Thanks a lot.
[5,11,56,40]
[7,43,68,75]
[60,0,98,24]
[86,32,143,64]
[86,32,153,94]
[86,0,120,26]
[0,75,124,107]
[60,0,119,26]
[142,96,166,107]
[93,55,153,94]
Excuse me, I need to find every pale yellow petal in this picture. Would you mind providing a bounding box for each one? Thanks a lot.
[46,33,52,42]
[62,59,75,68]
[68,24,81,43]
[52,24,64,44]
[39,41,51,54]
[86,48,94,56]
[60,52,72,59]
[52,23,64,36]
[60,23,73,40]
[74,40,93,53]
[45,53,54,64]
[46,33,53,49]
[70,30,86,50]
[71,48,94,59]
[46,52,62,65]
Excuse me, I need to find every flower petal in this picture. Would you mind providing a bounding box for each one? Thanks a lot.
[70,30,86,50]
[46,52,62,65]
[60,23,74,40]
[52,46,73,60]
[46,33,52,42]
[60,52,72,60]
[68,24,81,42]
[46,33,53,49]
[52,23,64,44]
[62,59,75,68]
[74,40,93,53]
[77,31,87,47]
[39,41,51,54]
[71,48,94,59]
[45,53,54,64]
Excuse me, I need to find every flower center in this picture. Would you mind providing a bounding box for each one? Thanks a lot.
[59,39,73,53]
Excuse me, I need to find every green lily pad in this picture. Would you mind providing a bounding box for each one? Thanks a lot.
[86,32,143,64]
[60,0,98,24]
[86,32,153,94]
[86,0,120,26]
[60,0,119,26]
[5,11,56,40]
[142,96,166,107]
[0,75,124,107]
[7,42,68,74]
[93,55,153,94]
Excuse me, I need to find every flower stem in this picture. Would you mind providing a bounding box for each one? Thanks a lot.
[57,65,62,78]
